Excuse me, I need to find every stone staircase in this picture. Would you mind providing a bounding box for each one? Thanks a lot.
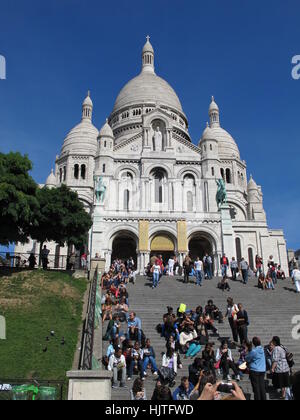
[103,275,300,400]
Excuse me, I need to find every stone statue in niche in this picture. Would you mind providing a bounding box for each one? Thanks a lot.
[153,126,163,151]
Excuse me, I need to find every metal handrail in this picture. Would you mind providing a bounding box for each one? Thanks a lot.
[79,269,98,370]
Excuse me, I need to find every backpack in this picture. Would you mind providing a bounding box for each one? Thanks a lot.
[282,346,294,368]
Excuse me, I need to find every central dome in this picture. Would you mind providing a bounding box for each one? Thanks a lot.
[113,72,183,113]
[112,37,183,115]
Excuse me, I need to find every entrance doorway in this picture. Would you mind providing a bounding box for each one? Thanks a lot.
[111,233,137,266]
[188,235,213,262]
[150,234,175,265]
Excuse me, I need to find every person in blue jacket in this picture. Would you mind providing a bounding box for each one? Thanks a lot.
[173,376,194,400]
[245,337,267,400]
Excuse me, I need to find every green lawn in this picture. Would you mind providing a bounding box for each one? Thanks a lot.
[0,270,87,383]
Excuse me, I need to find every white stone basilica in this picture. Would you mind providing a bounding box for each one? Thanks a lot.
[20,37,288,275]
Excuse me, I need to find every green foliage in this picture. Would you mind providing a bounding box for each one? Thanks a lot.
[0,152,39,245]
[31,184,92,248]
[0,152,92,249]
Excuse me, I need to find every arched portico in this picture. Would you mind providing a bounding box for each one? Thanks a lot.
[188,230,220,276]
[110,230,138,269]
[150,232,176,265]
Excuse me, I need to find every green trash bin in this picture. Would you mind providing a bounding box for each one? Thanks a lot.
[38,386,57,401]
[12,385,30,401]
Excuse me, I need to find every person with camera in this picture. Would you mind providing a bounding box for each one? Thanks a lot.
[245,337,267,400]
[216,340,241,381]
[130,378,147,400]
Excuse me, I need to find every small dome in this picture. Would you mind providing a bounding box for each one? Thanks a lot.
[209,96,219,113]
[83,92,93,107]
[61,120,98,156]
[99,119,114,138]
[142,36,154,54]
[46,169,56,187]
[201,122,213,141]
[248,176,258,190]
[207,126,240,159]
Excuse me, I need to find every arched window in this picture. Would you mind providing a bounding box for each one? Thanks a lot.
[187,191,193,212]
[102,164,106,173]
[63,166,66,182]
[220,168,225,181]
[154,170,164,203]
[124,189,130,211]
[81,164,86,180]
[74,164,79,180]
[59,168,63,183]
[212,167,215,177]
[210,144,213,151]
[236,238,242,264]
[226,169,232,184]
[248,248,254,271]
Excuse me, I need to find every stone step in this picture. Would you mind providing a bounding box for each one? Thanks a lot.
[104,275,300,401]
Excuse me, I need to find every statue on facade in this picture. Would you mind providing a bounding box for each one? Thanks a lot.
[153,126,163,151]
[94,176,107,203]
[216,178,227,208]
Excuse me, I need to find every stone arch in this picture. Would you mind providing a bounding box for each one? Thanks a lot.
[149,229,177,264]
[109,228,139,265]
[187,230,217,261]
[177,167,201,181]
[145,163,173,179]
[227,200,247,221]
[187,227,219,252]
[115,164,140,180]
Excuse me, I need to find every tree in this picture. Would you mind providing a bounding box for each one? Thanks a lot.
[30,184,93,252]
[0,152,39,245]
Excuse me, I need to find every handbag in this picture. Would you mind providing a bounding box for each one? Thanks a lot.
[159,366,176,382]
[214,360,221,370]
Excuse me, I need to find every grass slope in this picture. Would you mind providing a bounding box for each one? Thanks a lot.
[0,270,87,381]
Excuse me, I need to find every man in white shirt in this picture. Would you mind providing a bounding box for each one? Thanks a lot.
[194,257,203,287]
[108,348,127,388]
[292,266,300,293]
[168,256,175,276]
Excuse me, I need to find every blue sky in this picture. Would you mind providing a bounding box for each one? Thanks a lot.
[0,0,299,249]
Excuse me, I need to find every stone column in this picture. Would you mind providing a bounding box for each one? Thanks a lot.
[177,221,188,258]
[138,221,150,274]
[220,205,235,259]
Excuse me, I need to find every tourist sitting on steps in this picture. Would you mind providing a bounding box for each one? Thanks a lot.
[216,340,241,382]
[108,347,127,389]
[127,311,142,344]
[141,339,159,379]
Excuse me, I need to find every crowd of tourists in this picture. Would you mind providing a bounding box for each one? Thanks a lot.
[146,252,300,293]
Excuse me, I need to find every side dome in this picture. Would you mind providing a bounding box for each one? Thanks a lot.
[209,127,240,159]
[61,120,98,156]
[199,96,240,159]
[60,93,98,156]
